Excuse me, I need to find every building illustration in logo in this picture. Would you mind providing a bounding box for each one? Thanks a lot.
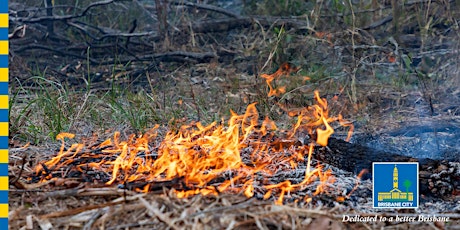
[377,165,413,202]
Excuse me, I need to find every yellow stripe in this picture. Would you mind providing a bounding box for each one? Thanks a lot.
[0,69,7,82]
[0,96,7,109]
[0,41,7,55]
[0,150,6,163]
[0,123,6,136]
[0,204,7,218]
[0,15,7,28]
[0,177,6,190]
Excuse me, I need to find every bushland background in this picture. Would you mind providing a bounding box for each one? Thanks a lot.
[9,0,460,155]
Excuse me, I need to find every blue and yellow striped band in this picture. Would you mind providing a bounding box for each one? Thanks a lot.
[0,3,8,226]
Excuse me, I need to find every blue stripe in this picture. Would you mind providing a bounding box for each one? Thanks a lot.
[0,82,6,95]
[0,28,6,40]
[0,4,7,14]
[0,56,6,68]
[0,218,7,228]
[0,164,5,176]
[0,191,6,203]
[0,110,7,122]
[0,137,6,149]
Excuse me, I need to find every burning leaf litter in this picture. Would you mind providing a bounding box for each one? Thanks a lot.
[30,64,355,205]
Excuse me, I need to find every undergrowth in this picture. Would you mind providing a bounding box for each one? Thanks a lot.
[9,0,460,145]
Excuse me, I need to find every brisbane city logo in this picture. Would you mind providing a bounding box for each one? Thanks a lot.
[373,162,419,209]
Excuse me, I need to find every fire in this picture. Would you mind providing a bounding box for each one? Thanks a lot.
[261,62,299,97]
[33,64,354,204]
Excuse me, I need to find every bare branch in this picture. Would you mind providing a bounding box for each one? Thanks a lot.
[12,0,123,23]
[169,0,241,18]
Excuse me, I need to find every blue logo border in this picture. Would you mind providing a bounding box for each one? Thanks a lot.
[372,162,419,209]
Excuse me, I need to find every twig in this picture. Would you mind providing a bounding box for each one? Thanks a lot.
[362,15,393,30]
[187,17,305,33]
[82,210,103,230]
[41,200,125,219]
[169,0,241,18]
[13,42,216,65]
[13,0,122,23]
[40,193,144,219]
[97,51,217,65]
[52,187,136,198]
[174,198,270,221]
[10,153,28,186]
[67,21,159,41]
[124,19,137,48]
[139,197,180,230]
[13,44,99,64]
[9,25,27,39]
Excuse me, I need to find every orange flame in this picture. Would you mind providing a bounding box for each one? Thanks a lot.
[33,67,354,204]
[261,62,300,97]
